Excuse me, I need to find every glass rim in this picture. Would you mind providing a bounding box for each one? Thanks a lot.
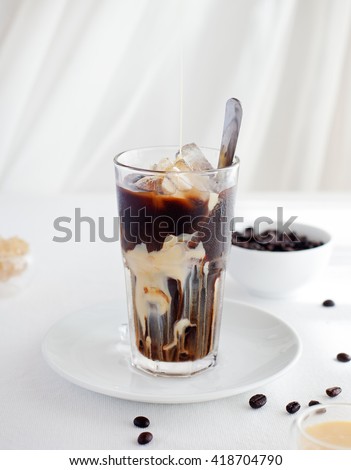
[296,403,351,450]
[113,145,240,175]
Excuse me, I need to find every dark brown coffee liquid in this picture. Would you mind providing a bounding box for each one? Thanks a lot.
[118,182,234,362]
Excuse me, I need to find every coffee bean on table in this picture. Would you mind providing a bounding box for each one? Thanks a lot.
[249,394,267,409]
[133,416,150,428]
[336,352,351,363]
[308,400,321,406]
[137,432,153,445]
[322,299,335,307]
[286,401,301,414]
[326,387,342,397]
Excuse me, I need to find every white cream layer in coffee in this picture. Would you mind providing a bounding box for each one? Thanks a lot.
[123,234,206,335]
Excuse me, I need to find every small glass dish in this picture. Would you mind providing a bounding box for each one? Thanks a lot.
[0,237,32,297]
[292,403,351,449]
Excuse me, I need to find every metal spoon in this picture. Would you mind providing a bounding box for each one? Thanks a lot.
[217,98,242,169]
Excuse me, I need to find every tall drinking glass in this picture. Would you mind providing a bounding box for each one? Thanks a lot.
[114,146,239,377]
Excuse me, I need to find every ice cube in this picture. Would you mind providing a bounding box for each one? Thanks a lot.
[159,176,176,194]
[173,159,191,172]
[167,168,192,192]
[169,174,193,191]
[134,175,176,194]
[134,176,158,192]
[177,145,219,193]
[152,159,192,191]
[173,164,212,192]
[149,157,192,191]
[155,157,174,172]
[124,174,145,188]
[177,143,213,171]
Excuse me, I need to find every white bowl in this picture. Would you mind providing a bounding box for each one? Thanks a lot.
[228,223,332,298]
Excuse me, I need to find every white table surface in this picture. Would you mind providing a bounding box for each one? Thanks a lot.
[1,192,351,450]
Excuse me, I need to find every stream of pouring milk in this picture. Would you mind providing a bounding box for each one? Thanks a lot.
[179,44,183,157]
[178,0,184,157]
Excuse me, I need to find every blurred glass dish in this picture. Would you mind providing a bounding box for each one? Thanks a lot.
[0,236,32,297]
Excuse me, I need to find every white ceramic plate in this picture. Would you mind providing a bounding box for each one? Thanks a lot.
[42,300,301,404]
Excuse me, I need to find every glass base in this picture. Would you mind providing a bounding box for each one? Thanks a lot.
[131,350,217,377]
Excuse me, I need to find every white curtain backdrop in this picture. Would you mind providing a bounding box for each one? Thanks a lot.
[1,0,351,194]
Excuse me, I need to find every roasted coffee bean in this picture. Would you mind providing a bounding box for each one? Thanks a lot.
[137,432,153,445]
[322,299,335,307]
[133,416,150,428]
[308,400,321,406]
[244,227,254,238]
[249,394,267,409]
[336,352,351,363]
[286,401,301,414]
[326,386,342,397]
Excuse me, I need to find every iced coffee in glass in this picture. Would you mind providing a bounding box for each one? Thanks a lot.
[114,144,239,376]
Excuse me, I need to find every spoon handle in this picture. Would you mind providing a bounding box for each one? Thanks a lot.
[217,98,242,169]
